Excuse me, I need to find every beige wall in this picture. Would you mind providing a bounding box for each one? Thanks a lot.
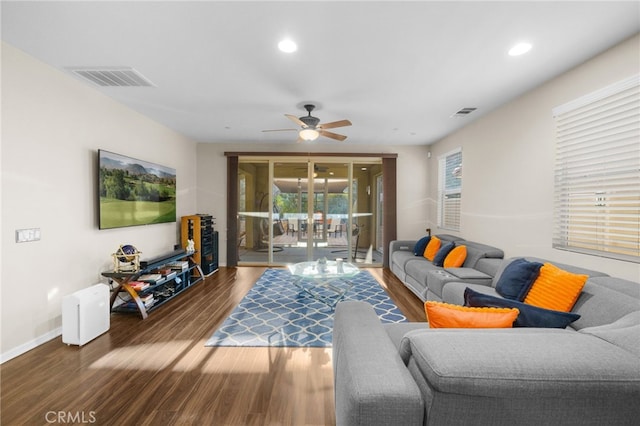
[427,34,640,281]
[1,43,198,361]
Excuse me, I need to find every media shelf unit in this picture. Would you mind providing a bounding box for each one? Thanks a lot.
[181,214,219,276]
[102,249,204,319]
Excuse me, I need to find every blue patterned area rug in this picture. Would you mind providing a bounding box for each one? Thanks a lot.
[206,268,406,347]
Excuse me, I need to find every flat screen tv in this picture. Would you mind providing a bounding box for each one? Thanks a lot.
[98,150,177,229]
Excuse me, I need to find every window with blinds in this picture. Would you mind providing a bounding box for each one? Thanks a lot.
[438,148,462,231]
[552,74,639,263]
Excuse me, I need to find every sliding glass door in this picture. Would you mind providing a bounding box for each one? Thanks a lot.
[272,161,308,262]
[308,162,350,261]
[237,159,270,263]
[236,157,383,266]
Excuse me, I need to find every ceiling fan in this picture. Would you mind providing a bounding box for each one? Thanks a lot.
[262,104,352,142]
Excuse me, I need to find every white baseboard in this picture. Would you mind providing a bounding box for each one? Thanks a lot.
[0,327,62,364]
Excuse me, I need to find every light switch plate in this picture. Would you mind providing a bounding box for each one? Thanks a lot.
[15,228,41,243]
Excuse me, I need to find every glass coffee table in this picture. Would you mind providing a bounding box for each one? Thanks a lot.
[287,260,360,309]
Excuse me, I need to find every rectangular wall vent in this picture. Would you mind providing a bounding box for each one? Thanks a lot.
[67,67,155,87]
[451,107,477,117]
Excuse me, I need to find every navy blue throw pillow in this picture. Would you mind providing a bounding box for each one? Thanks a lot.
[464,287,580,328]
[413,236,431,256]
[432,242,456,267]
[495,258,543,301]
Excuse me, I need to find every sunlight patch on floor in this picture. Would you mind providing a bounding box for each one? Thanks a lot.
[89,340,192,371]
[171,339,211,372]
[200,347,271,374]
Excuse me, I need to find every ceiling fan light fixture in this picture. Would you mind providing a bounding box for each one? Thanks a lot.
[299,128,319,141]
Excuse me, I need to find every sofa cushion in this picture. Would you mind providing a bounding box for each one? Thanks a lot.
[464,288,580,328]
[442,282,500,305]
[460,241,504,269]
[427,268,494,302]
[495,258,543,300]
[588,276,640,299]
[413,235,431,256]
[405,258,441,289]
[391,250,419,275]
[449,276,640,330]
[579,311,640,357]
[491,257,609,290]
[425,301,518,328]
[426,270,459,301]
[474,257,503,278]
[423,236,441,261]
[524,263,588,312]
[572,278,640,330]
[400,328,640,399]
[444,245,467,267]
[444,267,493,281]
[432,241,455,266]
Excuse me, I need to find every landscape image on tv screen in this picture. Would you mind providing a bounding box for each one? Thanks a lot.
[99,150,177,229]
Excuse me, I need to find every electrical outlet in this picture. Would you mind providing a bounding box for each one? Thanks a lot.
[15,228,41,243]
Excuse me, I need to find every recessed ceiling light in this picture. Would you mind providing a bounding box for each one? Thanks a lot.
[278,39,297,53]
[509,42,532,56]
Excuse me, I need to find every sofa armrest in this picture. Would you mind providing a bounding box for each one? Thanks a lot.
[333,301,424,426]
[389,240,417,255]
[427,268,493,301]
[444,267,493,283]
[403,328,640,398]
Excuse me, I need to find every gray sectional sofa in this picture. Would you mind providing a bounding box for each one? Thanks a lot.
[390,235,504,301]
[333,256,640,426]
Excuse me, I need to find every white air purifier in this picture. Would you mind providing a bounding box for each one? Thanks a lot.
[62,284,110,346]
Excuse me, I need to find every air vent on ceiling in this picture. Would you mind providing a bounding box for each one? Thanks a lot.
[67,67,155,87]
[451,107,477,118]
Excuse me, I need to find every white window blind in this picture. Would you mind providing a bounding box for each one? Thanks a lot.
[552,74,640,263]
[438,148,462,231]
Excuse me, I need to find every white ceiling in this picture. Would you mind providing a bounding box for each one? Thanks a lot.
[2,1,639,145]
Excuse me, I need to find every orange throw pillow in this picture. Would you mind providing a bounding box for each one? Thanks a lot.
[425,301,519,328]
[444,245,467,268]
[523,263,588,312]
[423,236,441,261]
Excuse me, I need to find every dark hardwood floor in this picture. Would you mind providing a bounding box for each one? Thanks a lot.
[0,267,425,426]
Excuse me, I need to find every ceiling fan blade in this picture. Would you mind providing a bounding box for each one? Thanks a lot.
[320,119,352,130]
[285,114,306,127]
[319,129,347,141]
[262,128,297,132]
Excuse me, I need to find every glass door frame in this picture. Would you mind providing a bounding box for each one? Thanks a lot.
[270,158,356,264]
[306,161,353,262]
[239,156,375,265]
[376,172,384,253]
[226,152,397,268]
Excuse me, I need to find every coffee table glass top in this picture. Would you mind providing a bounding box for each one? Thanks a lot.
[287,260,360,309]
[287,260,360,279]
